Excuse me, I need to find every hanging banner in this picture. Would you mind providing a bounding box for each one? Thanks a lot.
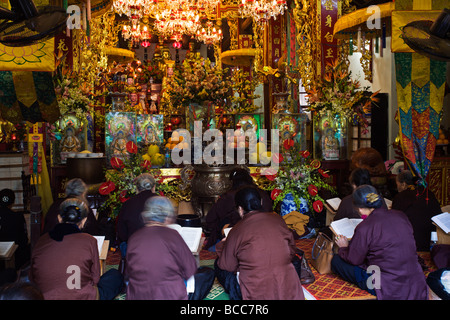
[319,0,339,75]
[0,38,56,72]
[270,16,284,95]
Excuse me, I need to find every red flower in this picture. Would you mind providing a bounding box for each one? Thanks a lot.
[119,190,129,203]
[141,159,152,170]
[313,200,324,213]
[99,181,115,195]
[159,191,165,196]
[318,169,330,178]
[265,174,277,181]
[309,159,321,169]
[308,185,318,196]
[126,141,138,154]
[300,150,310,158]
[283,139,294,150]
[110,157,124,170]
[271,189,282,200]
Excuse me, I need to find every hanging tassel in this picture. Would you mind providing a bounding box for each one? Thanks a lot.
[357,27,362,52]
[82,4,87,32]
[87,0,91,21]
[382,23,386,49]
[375,36,379,54]
[362,32,366,55]
[349,35,353,55]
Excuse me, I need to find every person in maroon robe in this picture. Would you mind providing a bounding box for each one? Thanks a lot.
[391,170,441,251]
[205,168,272,250]
[215,187,304,300]
[332,185,428,300]
[334,168,387,221]
[116,173,157,243]
[125,196,214,300]
[30,198,123,300]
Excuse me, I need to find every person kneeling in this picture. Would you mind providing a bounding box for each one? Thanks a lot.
[125,196,214,300]
[331,185,428,300]
[214,187,304,300]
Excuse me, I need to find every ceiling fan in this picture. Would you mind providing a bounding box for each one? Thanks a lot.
[401,8,450,62]
[0,0,68,47]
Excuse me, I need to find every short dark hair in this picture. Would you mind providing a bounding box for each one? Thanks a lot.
[235,186,262,214]
[396,170,418,186]
[352,185,383,209]
[349,168,372,187]
[0,189,15,207]
[230,168,254,189]
[0,282,44,300]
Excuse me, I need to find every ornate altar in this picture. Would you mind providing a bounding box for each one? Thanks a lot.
[429,157,450,207]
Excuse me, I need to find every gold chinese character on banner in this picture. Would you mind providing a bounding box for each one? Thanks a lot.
[275,48,280,57]
[325,15,332,28]
[325,47,334,58]
[324,32,334,42]
[324,0,333,11]
[274,38,280,45]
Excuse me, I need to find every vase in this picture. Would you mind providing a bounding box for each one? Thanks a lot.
[280,193,309,216]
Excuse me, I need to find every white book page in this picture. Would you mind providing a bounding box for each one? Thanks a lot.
[432,212,450,234]
[0,242,14,257]
[224,227,232,238]
[326,197,342,211]
[93,236,105,256]
[384,198,392,209]
[330,218,363,239]
[168,224,202,253]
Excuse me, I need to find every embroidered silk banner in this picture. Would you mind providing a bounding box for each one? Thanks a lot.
[0,71,60,124]
[395,52,447,185]
[0,38,55,72]
[319,0,339,75]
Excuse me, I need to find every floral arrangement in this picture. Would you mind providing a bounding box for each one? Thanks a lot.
[228,67,260,114]
[306,59,379,132]
[98,140,189,218]
[263,140,335,216]
[162,54,231,108]
[142,60,164,83]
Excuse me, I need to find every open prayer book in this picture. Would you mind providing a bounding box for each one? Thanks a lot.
[168,224,203,253]
[0,242,15,257]
[93,236,105,256]
[432,212,450,234]
[330,218,363,239]
[325,197,341,212]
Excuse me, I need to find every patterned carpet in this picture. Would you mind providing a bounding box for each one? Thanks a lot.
[105,238,438,300]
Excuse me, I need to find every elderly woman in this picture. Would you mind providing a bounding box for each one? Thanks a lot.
[125,196,214,300]
[331,185,428,300]
[43,178,99,235]
[392,170,441,251]
[30,198,123,300]
[117,173,157,243]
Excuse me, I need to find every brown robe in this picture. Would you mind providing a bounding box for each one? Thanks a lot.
[217,211,304,300]
[125,225,197,300]
[30,232,100,300]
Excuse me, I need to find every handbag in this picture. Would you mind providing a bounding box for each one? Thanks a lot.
[292,248,315,284]
[310,232,335,274]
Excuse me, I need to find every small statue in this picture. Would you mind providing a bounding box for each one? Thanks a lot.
[322,128,339,160]
[60,125,81,152]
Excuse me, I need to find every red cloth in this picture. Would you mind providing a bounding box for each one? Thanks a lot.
[217,211,304,300]
[30,232,100,300]
[125,225,197,300]
[338,208,428,300]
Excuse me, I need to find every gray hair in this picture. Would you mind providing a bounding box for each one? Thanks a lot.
[135,173,156,192]
[65,178,87,197]
[141,196,176,224]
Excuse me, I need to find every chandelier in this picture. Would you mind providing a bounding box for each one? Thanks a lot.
[113,0,221,39]
[113,0,157,18]
[154,7,201,39]
[196,21,222,45]
[122,22,151,47]
[239,0,287,24]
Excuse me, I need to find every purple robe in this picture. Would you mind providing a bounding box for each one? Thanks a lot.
[125,225,197,300]
[338,208,428,300]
